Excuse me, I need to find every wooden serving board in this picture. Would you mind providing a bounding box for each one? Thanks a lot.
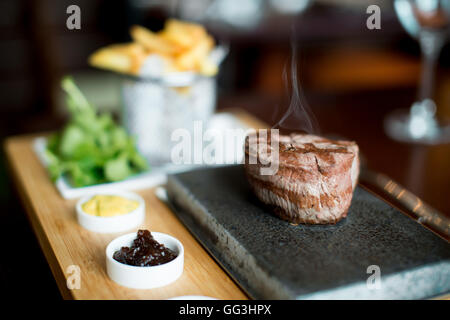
[3,109,258,300]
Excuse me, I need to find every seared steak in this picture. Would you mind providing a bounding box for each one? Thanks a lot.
[244,132,359,224]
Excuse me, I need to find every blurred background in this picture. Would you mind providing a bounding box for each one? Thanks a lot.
[1,0,449,298]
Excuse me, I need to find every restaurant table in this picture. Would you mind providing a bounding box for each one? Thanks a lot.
[4,107,449,300]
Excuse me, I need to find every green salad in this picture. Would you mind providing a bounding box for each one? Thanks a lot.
[45,77,148,187]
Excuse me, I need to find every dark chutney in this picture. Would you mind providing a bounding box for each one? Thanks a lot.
[113,230,178,266]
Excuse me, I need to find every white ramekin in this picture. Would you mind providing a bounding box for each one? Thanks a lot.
[76,191,145,233]
[106,232,184,289]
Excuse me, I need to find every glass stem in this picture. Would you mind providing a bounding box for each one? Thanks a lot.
[417,30,443,101]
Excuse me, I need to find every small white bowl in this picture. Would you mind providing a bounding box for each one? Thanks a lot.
[106,232,184,289]
[76,191,145,233]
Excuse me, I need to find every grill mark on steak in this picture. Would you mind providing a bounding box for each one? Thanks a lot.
[246,173,352,213]
[289,142,349,154]
[314,156,324,175]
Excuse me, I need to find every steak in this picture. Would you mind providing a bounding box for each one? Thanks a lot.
[244,132,360,224]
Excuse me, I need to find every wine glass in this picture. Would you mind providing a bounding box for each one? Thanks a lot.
[384,0,450,144]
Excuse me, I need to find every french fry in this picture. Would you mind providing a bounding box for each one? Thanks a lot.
[88,43,147,75]
[175,35,214,71]
[130,25,181,56]
[89,20,219,76]
[161,19,208,49]
[125,43,149,74]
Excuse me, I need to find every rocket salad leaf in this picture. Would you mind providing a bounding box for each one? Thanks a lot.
[45,76,148,187]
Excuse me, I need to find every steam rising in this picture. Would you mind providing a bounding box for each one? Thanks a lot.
[273,43,319,134]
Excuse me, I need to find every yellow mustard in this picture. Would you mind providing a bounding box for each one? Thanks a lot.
[82,195,139,217]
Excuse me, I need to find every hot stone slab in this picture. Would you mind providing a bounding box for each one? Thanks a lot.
[166,165,450,299]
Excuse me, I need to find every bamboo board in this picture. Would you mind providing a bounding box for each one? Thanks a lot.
[4,109,258,300]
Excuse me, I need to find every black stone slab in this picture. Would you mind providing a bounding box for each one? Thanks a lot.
[166,165,450,299]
